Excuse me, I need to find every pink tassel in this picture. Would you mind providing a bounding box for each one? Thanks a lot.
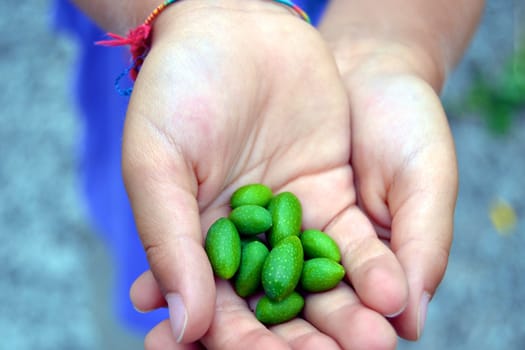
[96,24,153,80]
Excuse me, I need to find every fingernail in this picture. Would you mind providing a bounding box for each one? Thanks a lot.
[132,304,149,314]
[417,292,431,339]
[166,293,188,343]
[385,301,407,318]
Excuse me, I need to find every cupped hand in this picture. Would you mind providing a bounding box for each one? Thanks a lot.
[123,0,406,348]
[322,35,459,340]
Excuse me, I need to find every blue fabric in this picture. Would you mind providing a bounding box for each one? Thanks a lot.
[52,1,169,334]
[295,0,329,26]
[53,0,329,334]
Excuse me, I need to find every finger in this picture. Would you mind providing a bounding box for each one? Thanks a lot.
[132,274,341,350]
[273,167,408,317]
[145,320,206,350]
[270,318,341,350]
[388,144,458,340]
[201,279,290,350]
[122,114,215,343]
[325,206,409,317]
[132,274,293,349]
[130,270,166,312]
[305,284,398,350]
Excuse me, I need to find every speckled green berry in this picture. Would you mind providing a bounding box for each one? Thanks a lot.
[300,258,345,293]
[255,291,304,325]
[230,183,273,208]
[300,229,341,262]
[234,241,270,297]
[229,205,272,235]
[266,192,302,247]
[262,235,303,301]
[205,217,241,279]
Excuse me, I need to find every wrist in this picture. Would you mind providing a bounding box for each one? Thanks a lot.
[152,0,306,36]
[95,0,313,89]
[327,34,446,92]
[74,0,306,35]
[318,0,484,93]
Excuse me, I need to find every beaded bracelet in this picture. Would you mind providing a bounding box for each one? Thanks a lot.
[96,0,311,96]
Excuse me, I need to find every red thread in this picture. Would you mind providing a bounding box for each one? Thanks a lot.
[96,24,153,80]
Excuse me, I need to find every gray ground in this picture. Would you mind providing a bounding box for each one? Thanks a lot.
[0,1,523,349]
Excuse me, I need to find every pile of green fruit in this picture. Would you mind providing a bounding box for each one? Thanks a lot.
[205,183,346,325]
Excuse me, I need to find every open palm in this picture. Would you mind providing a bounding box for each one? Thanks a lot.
[124,1,402,349]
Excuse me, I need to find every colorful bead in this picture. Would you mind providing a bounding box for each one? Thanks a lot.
[272,0,311,23]
[145,0,179,25]
[144,0,310,25]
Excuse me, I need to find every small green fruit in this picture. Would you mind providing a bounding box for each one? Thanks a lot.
[300,229,341,262]
[230,183,273,208]
[262,235,303,301]
[234,241,270,297]
[255,292,305,325]
[205,217,241,279]
[267,192,302,247]
[300,258,345,293]
[229,205,272,235]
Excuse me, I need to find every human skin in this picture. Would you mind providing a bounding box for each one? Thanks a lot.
[72,0,484,348]
[318,0,484,340]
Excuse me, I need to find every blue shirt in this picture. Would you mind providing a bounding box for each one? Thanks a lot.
[53,0,329,334]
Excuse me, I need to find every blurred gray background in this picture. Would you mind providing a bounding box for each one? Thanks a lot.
[0,1,523,349]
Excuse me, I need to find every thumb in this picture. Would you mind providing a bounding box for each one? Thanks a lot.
[389,162,457,340]
[122,113,215,343]
[391,144,457,339]
[387,103,458,340]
